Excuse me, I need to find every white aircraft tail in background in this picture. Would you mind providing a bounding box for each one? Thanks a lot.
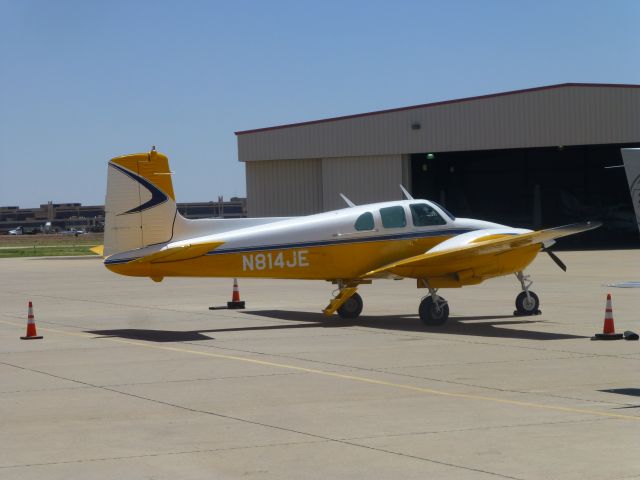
[622,148,640,237]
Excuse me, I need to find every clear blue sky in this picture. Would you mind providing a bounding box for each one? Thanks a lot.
[1,0,638,207]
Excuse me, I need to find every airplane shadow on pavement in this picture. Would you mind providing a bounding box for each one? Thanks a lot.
[86,310,586,342]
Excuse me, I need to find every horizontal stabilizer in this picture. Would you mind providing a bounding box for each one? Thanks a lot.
[90,245,104,256]
[134,241,224,264]
[363,221,601,278]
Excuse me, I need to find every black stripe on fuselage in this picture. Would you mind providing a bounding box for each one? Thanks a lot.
[105,228,472,265]
[205,228,473,255]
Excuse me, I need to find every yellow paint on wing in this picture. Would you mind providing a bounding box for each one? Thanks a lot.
[398,245,541,288]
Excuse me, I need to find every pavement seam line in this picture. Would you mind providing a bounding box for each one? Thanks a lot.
[182,341,633,408]
[341,416,611,441]
[0,360,521,479]
[0,439,329,470]
[1,319,639,422]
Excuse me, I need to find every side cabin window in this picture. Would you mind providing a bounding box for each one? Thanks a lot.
[354,212,375,231]
[380,206,406,228]
[410,203,447,226]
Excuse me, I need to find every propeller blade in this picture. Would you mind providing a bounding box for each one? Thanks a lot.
[544,249,567,272]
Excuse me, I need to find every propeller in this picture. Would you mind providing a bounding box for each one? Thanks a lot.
[542,247,567,272]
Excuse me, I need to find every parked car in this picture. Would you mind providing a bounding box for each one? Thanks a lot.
[61,229,86,236]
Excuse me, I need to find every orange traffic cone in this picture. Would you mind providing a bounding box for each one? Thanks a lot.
[592,293,623,340]
[227,278,245,309]
[21,301,43,340]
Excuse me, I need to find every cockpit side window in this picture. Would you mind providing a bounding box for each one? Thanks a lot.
[379,206,407,228]
[354,212,375,231]
[410,203,447,226]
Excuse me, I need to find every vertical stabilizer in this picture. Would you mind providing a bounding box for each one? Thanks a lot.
[104,148,177,257]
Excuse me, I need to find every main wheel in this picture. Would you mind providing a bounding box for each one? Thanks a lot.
[337,292,363,319]
[419,296,449,326]
[515,291,540,315]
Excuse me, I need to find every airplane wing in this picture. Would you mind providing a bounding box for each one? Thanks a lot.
[363,222,601,279]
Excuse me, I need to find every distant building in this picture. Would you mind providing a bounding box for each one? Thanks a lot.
[0,198,247,234]
[0,202,103,234]
[177,198,247,219]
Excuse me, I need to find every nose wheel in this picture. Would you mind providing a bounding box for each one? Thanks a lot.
[515,290,540,315]
[514,271,541,316]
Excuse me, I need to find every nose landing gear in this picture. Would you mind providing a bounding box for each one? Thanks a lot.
[514,271,541,316]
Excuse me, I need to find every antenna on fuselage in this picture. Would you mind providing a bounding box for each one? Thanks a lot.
[339,193,356,207]
[399,185,414,200]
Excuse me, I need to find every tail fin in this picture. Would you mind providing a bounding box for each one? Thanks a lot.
[104,148,177,257]
[622,148,640,237]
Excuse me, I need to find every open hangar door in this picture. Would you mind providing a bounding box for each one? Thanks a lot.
[410,144,640,248]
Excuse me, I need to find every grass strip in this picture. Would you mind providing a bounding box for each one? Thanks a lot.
[0,246,99,258]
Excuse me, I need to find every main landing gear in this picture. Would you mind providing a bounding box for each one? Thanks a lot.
[324,281,364,320]
[337,292,363,319]
[416,272,541,327]
[514,271,541,316]
[324,272,541,325]
[418,280,449,326]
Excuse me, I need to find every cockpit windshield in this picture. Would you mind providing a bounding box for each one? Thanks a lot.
[410,203,447,226]
[430,201,456,221]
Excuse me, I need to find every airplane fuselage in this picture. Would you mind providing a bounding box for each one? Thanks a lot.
[105,199,537,286]
[101,149,600,323]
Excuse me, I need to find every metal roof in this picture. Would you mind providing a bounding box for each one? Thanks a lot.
[235,83,640,136]
[236,83,640,163]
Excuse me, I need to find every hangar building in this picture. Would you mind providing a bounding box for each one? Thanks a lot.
[236,83,640,246]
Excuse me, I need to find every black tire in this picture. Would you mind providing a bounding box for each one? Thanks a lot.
[419,296,449,326]
[337,292,363,319]
[515,291,539,315]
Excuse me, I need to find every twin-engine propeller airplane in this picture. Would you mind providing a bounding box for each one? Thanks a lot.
[100,148,600,325]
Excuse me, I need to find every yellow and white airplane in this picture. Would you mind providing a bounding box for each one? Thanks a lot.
[101,148,600,325]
